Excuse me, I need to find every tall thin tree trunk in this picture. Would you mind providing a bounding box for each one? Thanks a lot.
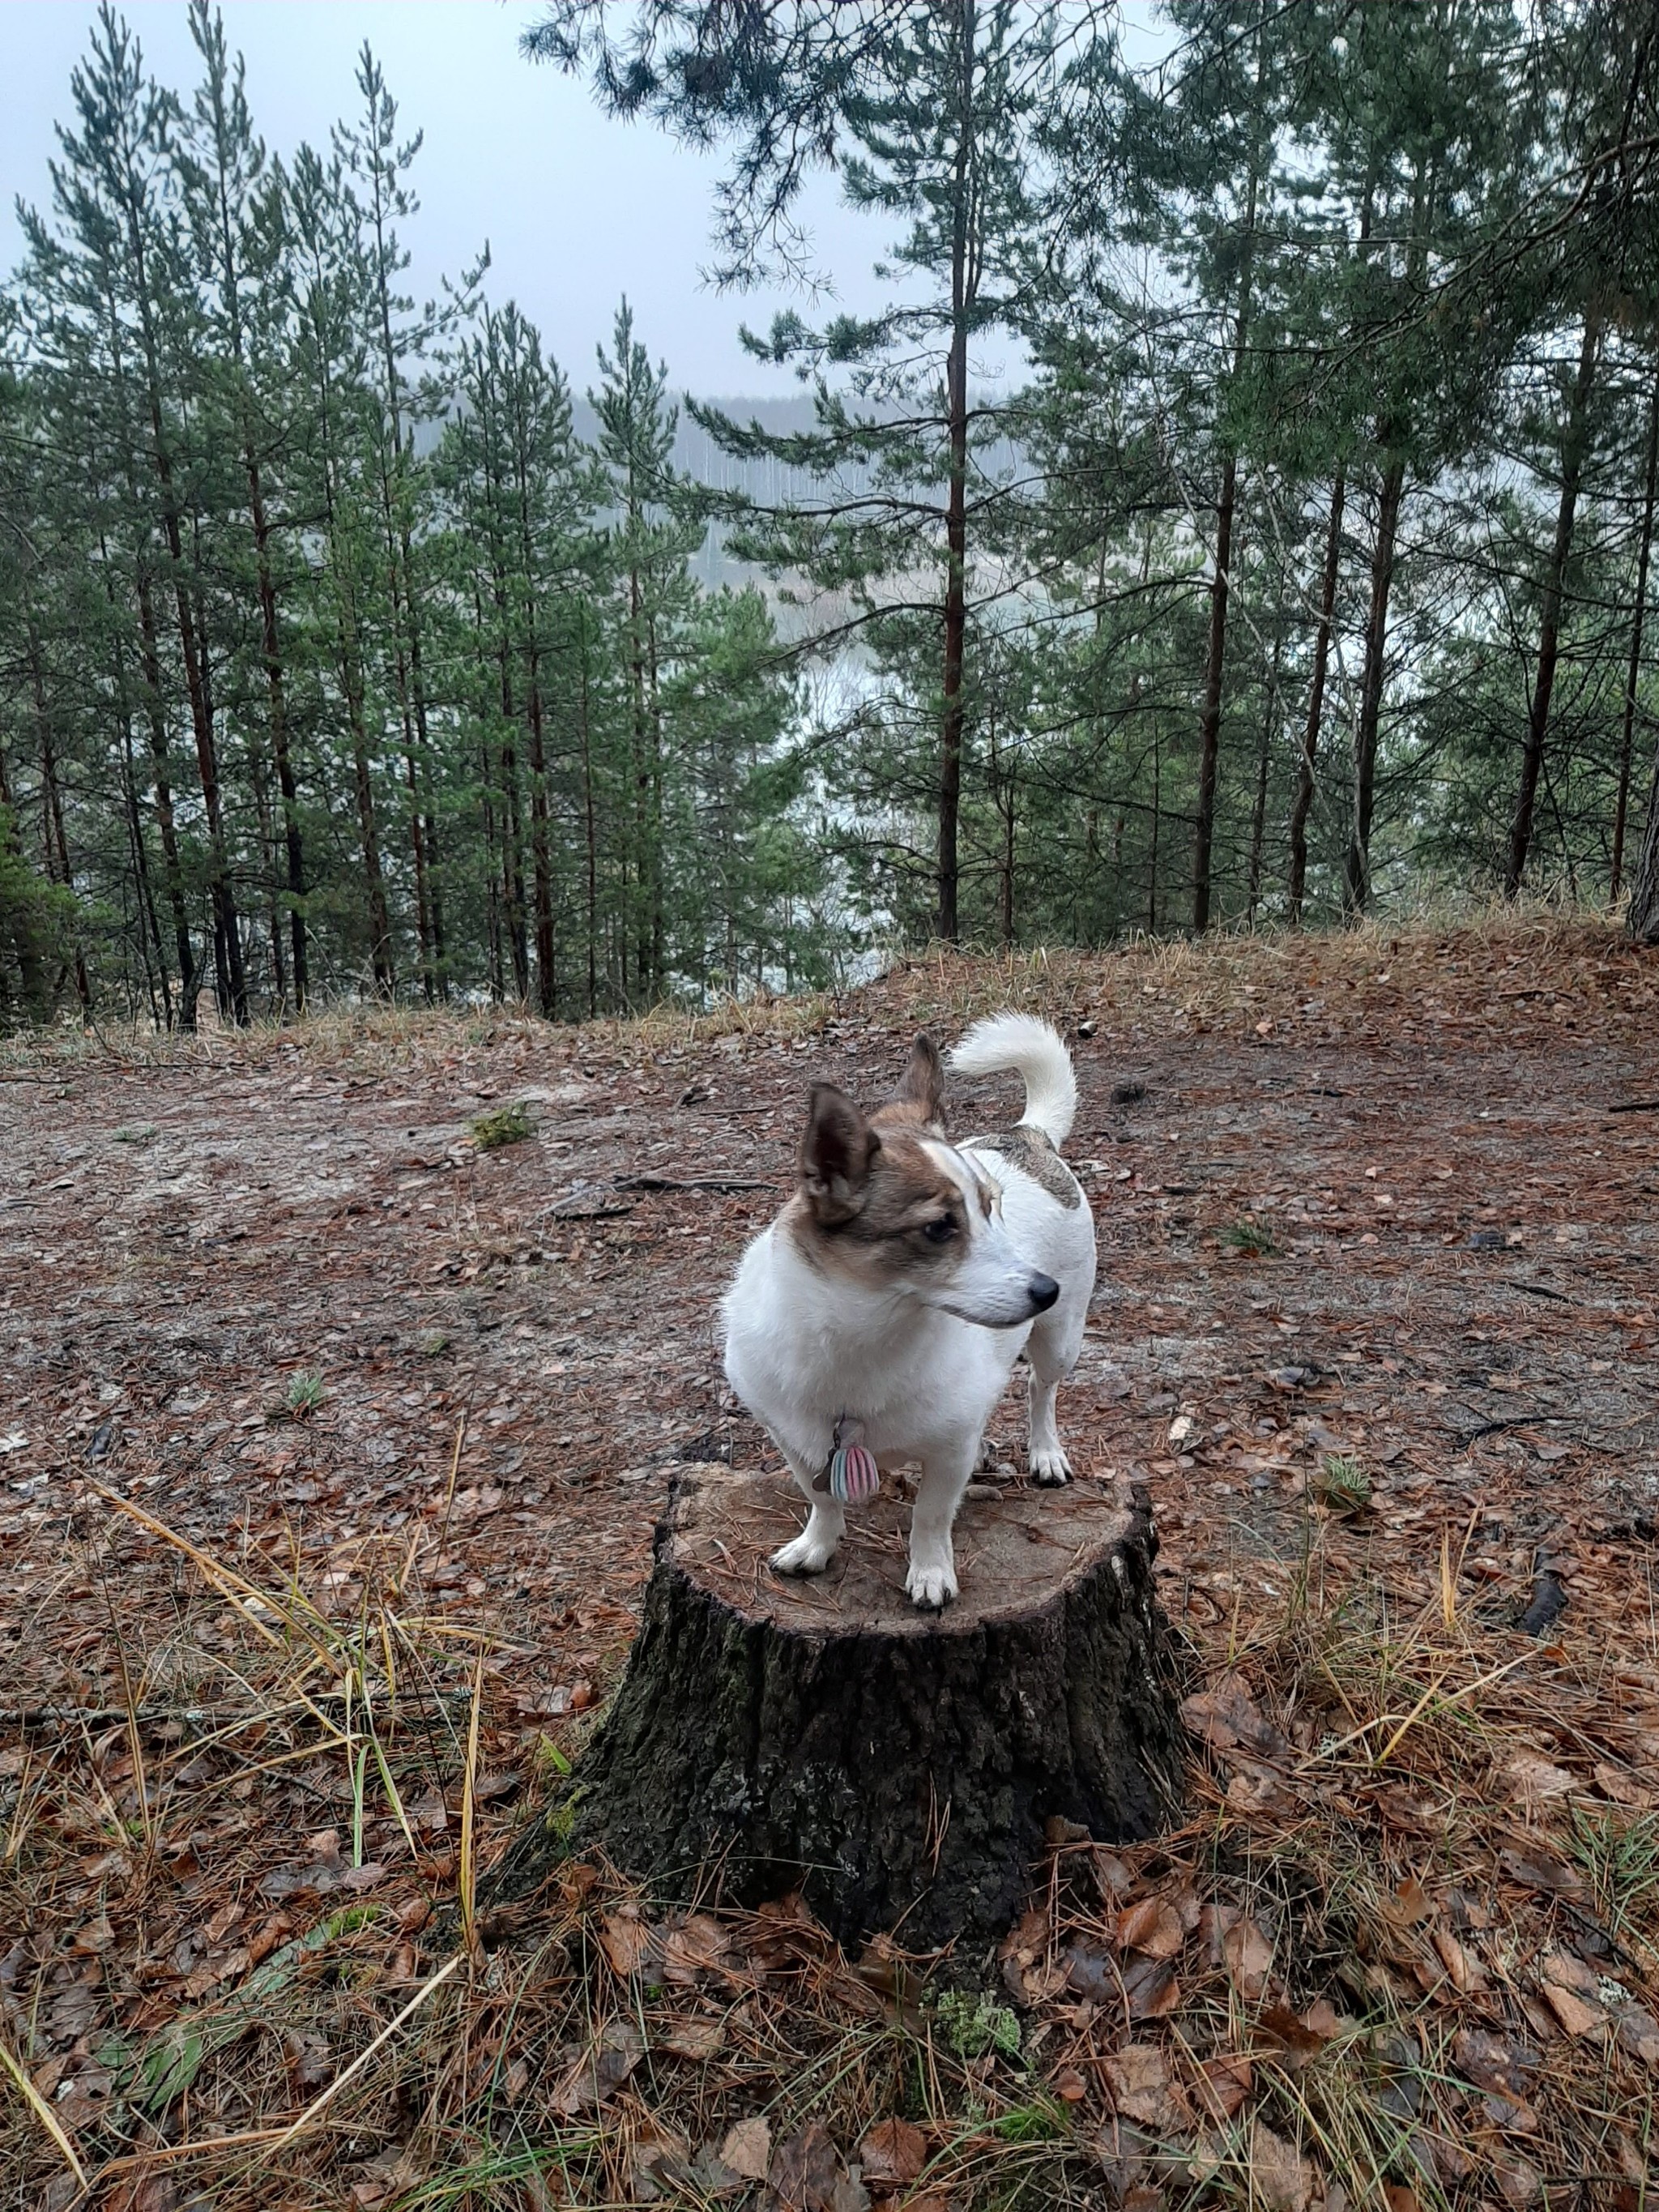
[113,663,165,1025]
[28,621,92,1011]
[646,613,666,990]
[1341,458,1406,919]
[339,610,394,997]
[990,712,1015,947]
[1193,448,1239,933]
[1147,724,1161,935]
[1192,90,1262,934]
[365,154,436,999]
[0,741,51,1016]
[627,551,651,999]
[491,568,531,1003]
[1289,469,1346,923]
[117,130,248,1023]
[246,727,286,1009]
[412,617,446,990]
[1247,629,1281,925]
[1505,310,1602,899]
[132,562,197,1027]
[936,0,976,947]
[1614,361,1659,899]
[147,397,247,1020]
[578,604,599,1018]
[97,537,170,1025]
[246,453,308,1010]
[525,638,556,1016]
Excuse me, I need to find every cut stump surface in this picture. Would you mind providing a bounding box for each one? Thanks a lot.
[561,1463,1185,1951]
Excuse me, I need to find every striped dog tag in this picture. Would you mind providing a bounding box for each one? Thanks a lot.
[828,1442,881,1504]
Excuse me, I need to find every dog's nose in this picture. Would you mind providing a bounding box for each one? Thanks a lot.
[1028,1273,1060,1313]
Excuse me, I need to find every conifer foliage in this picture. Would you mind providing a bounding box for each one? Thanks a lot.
[5,3,1659,1025]
[0,3,820,1023]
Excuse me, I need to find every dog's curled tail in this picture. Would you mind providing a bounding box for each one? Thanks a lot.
[948,1012,1079,1147]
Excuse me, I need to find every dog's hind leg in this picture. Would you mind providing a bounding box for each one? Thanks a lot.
[1025,1300,1087,1487]
[769,1454,846,1578]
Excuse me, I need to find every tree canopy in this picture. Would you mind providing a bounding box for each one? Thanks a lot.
[5,1,1659,1027]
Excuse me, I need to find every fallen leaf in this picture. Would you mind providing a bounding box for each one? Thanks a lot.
[548,2020,643,2116]
[1453,2029,1542,2103]
[1594,1762,1654,1808]
[1116,1898,1185,1959]
[1102,2043,1189,2130]
[1020,1958,1070,2003]
[1494,2154,1543,2206]
[660,2015,727,2060]
[1376,1876,1432,1928]
[1541,1982,1601,2037]
[1537,1952,1603,2037]
[1251,2118,1314,2212]
[1430,1926,1484,1993]
[1482,2091,1542,2135]
[1198,1902,1242,1962]
[1063,1940,1116,2001]
[598,1911,653,1978]
[1614,2005,1659,2066]
[859,2118,927,2188]
[998,1907,1048,1964]
[1498,1848,1586,1899]
[1191,2051,1252,2120]
[663,1912,731,1984]
[1179,1676,1291,1765]
[1222,1914,1273,2001]
[633,2128,693,2200]
[720,2119,772,2183]
[767,2120,842,2212]
[1256,2004,1330,2066]
[1122,1954,1181,2018]
[1503,1752,1576,1803]
[1052,2065,1089,2102]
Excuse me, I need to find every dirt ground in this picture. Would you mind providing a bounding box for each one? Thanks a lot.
[5,916,1659,2210]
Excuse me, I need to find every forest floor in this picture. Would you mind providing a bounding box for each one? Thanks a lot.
[4,915,1659,2212]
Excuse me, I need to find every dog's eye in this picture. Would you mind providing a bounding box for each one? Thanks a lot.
[923,1217,957,1245]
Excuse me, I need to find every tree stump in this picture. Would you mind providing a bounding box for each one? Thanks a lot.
[565,1463,1185,1953]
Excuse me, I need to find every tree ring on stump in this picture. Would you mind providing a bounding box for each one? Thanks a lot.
[534,1464,1185,1954]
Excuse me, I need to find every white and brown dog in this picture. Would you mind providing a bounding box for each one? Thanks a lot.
[723,1014,1097,1609]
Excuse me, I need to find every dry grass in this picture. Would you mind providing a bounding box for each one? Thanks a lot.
[0,899,1627,1080]
[5,1465,1657,2210]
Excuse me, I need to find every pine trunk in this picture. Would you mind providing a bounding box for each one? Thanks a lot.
[1247,629,1280,925]
[1505,313,1601,899]
[1614,363,1659,900]
[1342,459,1405,920]
[1288,470,1345,923]
[936,1,975,949]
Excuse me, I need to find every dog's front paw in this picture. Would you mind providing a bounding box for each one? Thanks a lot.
[770,1529,837,1578]
[1030,1446,1073,1487]
[906,1557,959,1610]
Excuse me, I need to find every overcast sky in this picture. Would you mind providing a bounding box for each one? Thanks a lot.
[0,0,945,399]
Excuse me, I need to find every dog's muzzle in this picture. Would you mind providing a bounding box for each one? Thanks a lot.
[1027,1272,1060,1314]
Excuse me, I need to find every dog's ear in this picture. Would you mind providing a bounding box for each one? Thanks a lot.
[889,1032,945,1130]
[800,1083,881,1224]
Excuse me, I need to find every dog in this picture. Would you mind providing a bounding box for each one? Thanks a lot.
[722,1014,1098,1609]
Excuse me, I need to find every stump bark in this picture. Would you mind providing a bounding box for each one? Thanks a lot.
[566,1465,1185,1952]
